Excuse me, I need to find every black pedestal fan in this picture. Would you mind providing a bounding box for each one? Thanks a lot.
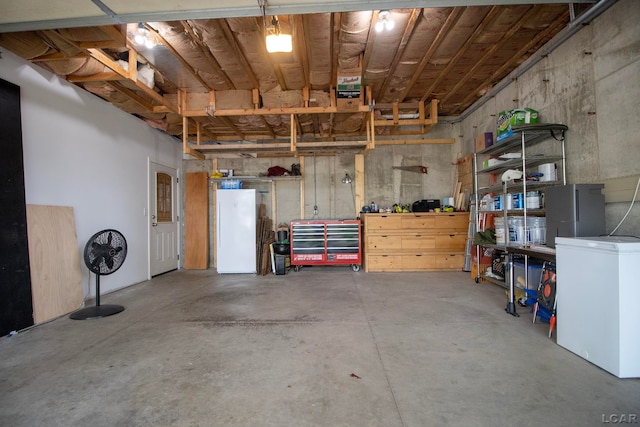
[70,229,127,320]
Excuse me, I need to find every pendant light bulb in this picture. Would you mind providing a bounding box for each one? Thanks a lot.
[376,11,394,33]
[385,19,395,31]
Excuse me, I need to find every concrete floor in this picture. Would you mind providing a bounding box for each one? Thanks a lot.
[0,268,638,427]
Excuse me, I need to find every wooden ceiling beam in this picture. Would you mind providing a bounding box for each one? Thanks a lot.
[374,8,422,102]
[375,138,454,145]
[420,6,501,104]
[294,14,311,88]
[105,81,156,111]
[457,9,570,111]
[395,7,463,104]
[180,21,235,89]
[218,18,261,89]
[66,72,125,83]
[328,12,341,140]
[145,23,212,91]
[100,24,126,43]
[216,116,246,140]
[86,47,180,114]
[439,5,539,107]
[186,105,369,117]
[183,116,206,160]
[189,142,292,151]
[361,10,379,79]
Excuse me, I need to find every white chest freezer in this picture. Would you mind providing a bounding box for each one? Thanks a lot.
[555,236,640,378]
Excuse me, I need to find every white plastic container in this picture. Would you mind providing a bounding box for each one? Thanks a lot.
[494,195,503,211]
[505,193,513,210]
[527,217,546,244]
[512,193,524,209]
[526,191,541,209]
[508,216,525,245]
[494,217,506,245]
[538,163,557,182]
[481,194,494,211]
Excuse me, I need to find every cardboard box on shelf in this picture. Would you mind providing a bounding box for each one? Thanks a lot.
[337,67,361,96]
[336,97,361,111]
[336,67,362,111]
[475,132,494,152]
[496,108,539,142]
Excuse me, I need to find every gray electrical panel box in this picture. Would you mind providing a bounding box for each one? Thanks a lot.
[545,184,605,248]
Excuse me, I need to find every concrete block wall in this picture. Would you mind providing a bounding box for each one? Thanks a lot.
[456,0,640,236]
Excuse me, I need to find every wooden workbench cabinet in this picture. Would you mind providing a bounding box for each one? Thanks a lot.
[362,212,469,272]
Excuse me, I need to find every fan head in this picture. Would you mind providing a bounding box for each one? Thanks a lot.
[84,229,127,275]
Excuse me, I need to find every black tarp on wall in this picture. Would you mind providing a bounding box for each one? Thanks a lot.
[0,78,34,335]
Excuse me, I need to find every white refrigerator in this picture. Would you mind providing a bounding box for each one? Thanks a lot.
[556,236,640,378]
[216,189,257,273]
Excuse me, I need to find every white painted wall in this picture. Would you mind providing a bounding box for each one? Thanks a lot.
[0,49,181,299]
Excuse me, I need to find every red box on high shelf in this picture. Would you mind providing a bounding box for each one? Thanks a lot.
[475,132,494,152]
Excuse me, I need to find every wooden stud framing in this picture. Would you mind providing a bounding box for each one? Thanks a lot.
[299,156,305,219]
[290,114,297,153]
[354,154,365,218]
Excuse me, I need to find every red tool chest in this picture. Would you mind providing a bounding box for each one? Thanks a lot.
[290,219,362,271]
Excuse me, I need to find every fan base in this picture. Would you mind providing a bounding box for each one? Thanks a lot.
[69,304,125,320]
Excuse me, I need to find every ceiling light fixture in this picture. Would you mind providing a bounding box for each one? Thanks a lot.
[375,10,394,33]
[342,173,352,184]
[259,0,292,53]
[133,23,156,49]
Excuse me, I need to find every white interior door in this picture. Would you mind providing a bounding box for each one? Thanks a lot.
[149,161,179,276]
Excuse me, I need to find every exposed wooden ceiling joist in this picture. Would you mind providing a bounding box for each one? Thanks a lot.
[0,1,611,158]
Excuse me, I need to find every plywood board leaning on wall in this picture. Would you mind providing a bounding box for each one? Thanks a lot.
[26,205,83,324]
[456,154,474,210]
[184,172,209,269]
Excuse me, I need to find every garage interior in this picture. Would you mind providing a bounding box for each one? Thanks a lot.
[1,0,639,425]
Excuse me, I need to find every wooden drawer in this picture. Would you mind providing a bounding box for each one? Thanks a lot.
[401,215,435,230]
[402,254,436,270]
[366,255,402,271]
[402,234,436,250]
[365,215,402,231]
[435,234,467,249]
[435,253,464,270]
[434,214,468,230]
[367,235,402,250]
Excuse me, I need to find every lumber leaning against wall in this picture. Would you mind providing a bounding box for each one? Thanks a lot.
[26,205,83,323]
